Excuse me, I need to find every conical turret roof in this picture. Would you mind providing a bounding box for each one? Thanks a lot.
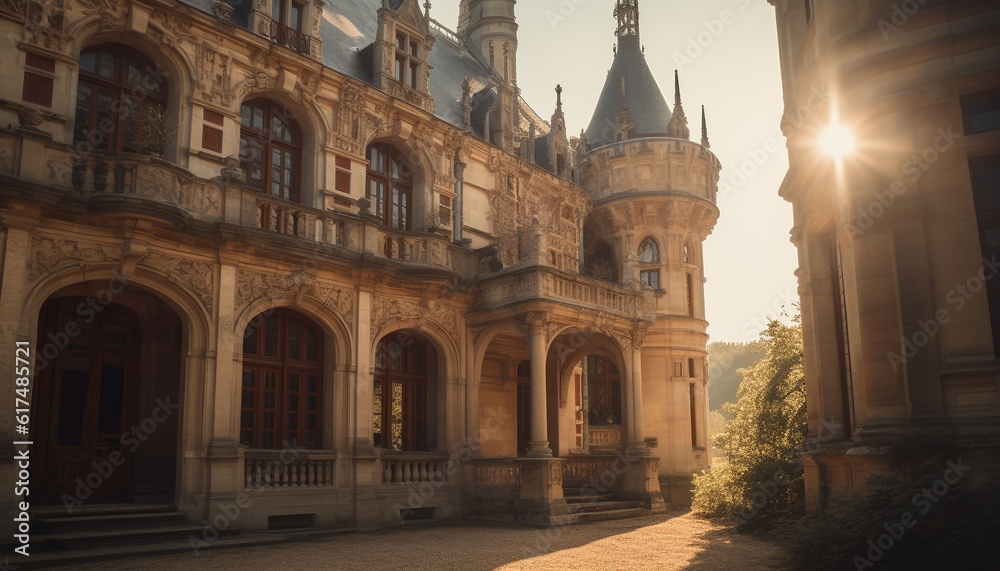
[585,7,671,149]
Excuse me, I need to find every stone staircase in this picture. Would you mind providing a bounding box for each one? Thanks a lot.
[562,490,649,523]
[16,504,244,569]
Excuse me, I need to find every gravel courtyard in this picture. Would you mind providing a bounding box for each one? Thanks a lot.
[74,509,789,571]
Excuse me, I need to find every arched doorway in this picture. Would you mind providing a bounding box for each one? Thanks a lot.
[33,286,183,504]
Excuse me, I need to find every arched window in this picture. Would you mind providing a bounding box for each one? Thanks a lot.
[366,143,413,230]
[241,308,323,449]
[74,44,168,154]
[638,238,659,263]
[374,332,434,451]
[240,99,302,201]
[638,237,660,290]
[587,356,621,425]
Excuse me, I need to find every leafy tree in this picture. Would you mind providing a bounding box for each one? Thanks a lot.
[693,315,806,526]
[707,340,765,414]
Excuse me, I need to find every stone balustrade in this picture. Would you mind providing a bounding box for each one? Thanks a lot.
[473,266,655,322]
[380,452,450,486]
[244,449,337,489]
[473,459,522,486]
[589,425,623,451]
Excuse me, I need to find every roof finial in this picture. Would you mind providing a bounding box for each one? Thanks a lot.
[424,1,431,19]
[556,84,563,112]
[674,69,682,107]
[614,0,640,41]
[667,70,690,140]
[701,106,710,148]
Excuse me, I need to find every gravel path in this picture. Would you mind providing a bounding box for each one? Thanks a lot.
[75,509,788,571]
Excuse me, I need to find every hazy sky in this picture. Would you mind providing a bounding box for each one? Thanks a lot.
[432,0,799,343]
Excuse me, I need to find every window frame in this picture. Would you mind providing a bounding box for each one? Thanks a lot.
[962,88,1000,136]
[239,98,303,203]
[240,308,324,450]
[586,355,622,425]
[393,30,423,91]
[637,237,661,290]
[74,43,168,154]
[970,153,1000,357]
[373,333,434,452]
[366,143,414,231]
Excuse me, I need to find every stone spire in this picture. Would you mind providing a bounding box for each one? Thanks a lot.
[701,105,710,148]
[667,70,690,140]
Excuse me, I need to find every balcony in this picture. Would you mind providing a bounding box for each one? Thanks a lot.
[471,266,655,323]
[269,21,310,55]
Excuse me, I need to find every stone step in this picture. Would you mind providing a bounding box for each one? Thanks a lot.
[34,511,189,535]
[563,493,616,504]
[574,507,650,524]
[32,503,175,519]
[568,500,644,514]
[37,523,220,552]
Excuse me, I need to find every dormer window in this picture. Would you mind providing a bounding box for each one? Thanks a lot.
[395,31,422,91]
[272,0,304,31]
[269,0,309,54]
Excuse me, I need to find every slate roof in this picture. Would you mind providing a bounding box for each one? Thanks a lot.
[585,35,672,149]
[180,0,545,137]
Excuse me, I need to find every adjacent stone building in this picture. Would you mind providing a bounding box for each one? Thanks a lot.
[768,0,1000,509]
[0,0,720,534]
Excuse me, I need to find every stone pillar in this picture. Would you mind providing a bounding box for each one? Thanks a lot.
[206,262,242,495]
[527,316,552,458]
[629,344,648,453]
[516,457,571,525]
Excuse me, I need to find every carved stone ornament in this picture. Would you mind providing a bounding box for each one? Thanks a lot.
[139,251,215,313]
[370,293,460,345]
[27,236,121,282]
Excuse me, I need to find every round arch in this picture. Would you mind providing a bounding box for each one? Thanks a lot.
[364,136,435,232]
[65,22,197,167]
[234,90,328,210]
[21,265,211,503]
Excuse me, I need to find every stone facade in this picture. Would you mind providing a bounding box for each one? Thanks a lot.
[0,0,719,533]
[768,0,1000,509]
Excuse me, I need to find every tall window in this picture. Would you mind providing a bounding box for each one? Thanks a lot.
[272,0,305,31]
[971,154,1000,357]
[74,44,168,154]
[690,384,699,447]
[686,273,695,317]
[374,333,434,451]
[394,31,423,90]
[240,99,301,202]
[962,89,1000,135]
[366,143,413,231]
[638,237,660,290]
[241,309,323,449]
[587,356,621,425]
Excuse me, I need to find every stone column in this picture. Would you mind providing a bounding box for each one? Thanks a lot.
[526,315,552,458]
[629,343,648,453]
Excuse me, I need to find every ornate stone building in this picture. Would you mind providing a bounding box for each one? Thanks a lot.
[0,0,720,535]
[768,0,1000,509]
